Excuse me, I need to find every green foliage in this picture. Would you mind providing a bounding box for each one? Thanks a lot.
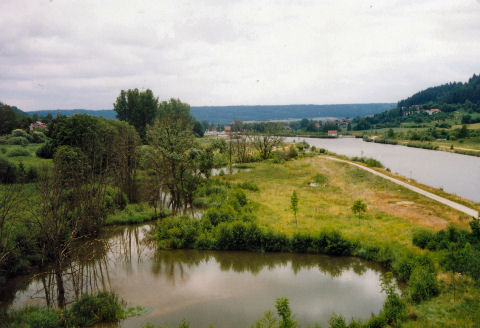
[0,104,19,135]
[408,265,439,303]
[114,88,159,141]
[275,298,297,328]
[0,157,18,183]
[7,147,30,157]
[328,314,347,328]
[350,157,383,168]
[380,272,406,326]
[11,129,28,138]
[8,136,29,146]
[351,200,367,217]
[312,174,328,185]
[237,181,260,191]
[31,131,46,143]
[290,190,298,225]
[288,145,298,159]
[36,141,54,158]
[8,306,60,328]
[68,292,125,326]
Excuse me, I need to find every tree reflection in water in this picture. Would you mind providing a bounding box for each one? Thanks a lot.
[2,223,387,311]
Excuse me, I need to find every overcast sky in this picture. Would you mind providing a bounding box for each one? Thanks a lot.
[1,0,479,110]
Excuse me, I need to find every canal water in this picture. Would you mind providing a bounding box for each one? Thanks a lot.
[287,137,480,202]
[1,224,390,328]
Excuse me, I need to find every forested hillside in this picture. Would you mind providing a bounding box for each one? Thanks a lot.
[398,74,480,107]
[27,103,394,124]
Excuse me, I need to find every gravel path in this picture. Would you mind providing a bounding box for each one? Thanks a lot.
[325,156,479,218]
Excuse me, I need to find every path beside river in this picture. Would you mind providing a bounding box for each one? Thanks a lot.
[325,156,479,218]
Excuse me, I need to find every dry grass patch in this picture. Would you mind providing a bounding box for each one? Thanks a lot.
[220,156,471,249]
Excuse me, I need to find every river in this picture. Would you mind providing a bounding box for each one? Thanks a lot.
[287,137,480,202]
[1,224,390,328]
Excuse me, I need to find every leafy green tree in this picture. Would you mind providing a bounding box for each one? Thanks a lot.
[193,120,205,137]
[0,104,18,135]
[146,99,200,214]
[113,88,159,141]
[352,200,366,217]
[290,191,298,227]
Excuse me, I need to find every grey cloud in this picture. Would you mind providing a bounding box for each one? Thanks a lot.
[0,0,479,110]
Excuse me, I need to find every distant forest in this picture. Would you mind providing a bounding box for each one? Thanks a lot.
[398,74,480,107]
[352,74,480,130]
[27,103,394,124]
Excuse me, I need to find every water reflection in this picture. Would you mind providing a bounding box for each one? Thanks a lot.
[1,224,390,328]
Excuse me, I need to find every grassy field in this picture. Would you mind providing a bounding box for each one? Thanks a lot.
[219,155,472,251]
[0,143,52,167]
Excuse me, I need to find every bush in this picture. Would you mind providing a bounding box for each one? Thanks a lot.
[68,292,125,326]
[381,272,406,326]
[312,173,328,185]
[31,131,46,143]
[0,157,18,183]
[10,306,60,328]
[288,145,298,159]
[8,136,29,146]
[7,147,30,157]
[412,229,435,249]
[408,265,439,303]
[237,181,260,192]
[11,129,28,138]
[36,141,54,158]
[157,216,200,249]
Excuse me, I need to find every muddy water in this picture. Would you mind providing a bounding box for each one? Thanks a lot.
[1,224,390,328]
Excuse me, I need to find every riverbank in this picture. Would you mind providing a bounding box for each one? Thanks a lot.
[362,136,480,157]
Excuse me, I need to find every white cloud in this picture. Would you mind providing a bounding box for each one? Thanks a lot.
[0,0,479,110]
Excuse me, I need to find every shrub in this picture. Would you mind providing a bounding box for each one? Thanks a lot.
[31,131,46,143]
[36,141,54,158]
[328,314,347,328]
[8,136,29,146]
[0,157,18,183]
[7,147,30,157]
[68,292,125,326]
[237,181,260,192]
[381,272,406,326]
[408,265,439,303]
[352,200,367,217]
[288,145,298,159]
[412,229,434,249]
[312,173,328,185]
[11,129,28,138]
[157,216,200,249]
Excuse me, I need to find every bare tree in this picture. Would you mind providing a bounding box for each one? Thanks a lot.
[252,122,284,159]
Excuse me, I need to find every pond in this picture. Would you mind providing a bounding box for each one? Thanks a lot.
[1,224,391,328]
[287,137,480,202]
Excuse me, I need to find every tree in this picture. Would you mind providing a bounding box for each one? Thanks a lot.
[193,120,205,137]
[252,123,283,159]
[290,191,298,227]
[352,199,366,217]
[113,88,159,141]
[146,99,200,214]
[0,104,18,135]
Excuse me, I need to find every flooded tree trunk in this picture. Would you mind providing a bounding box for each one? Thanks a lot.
[55,263,66,309]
